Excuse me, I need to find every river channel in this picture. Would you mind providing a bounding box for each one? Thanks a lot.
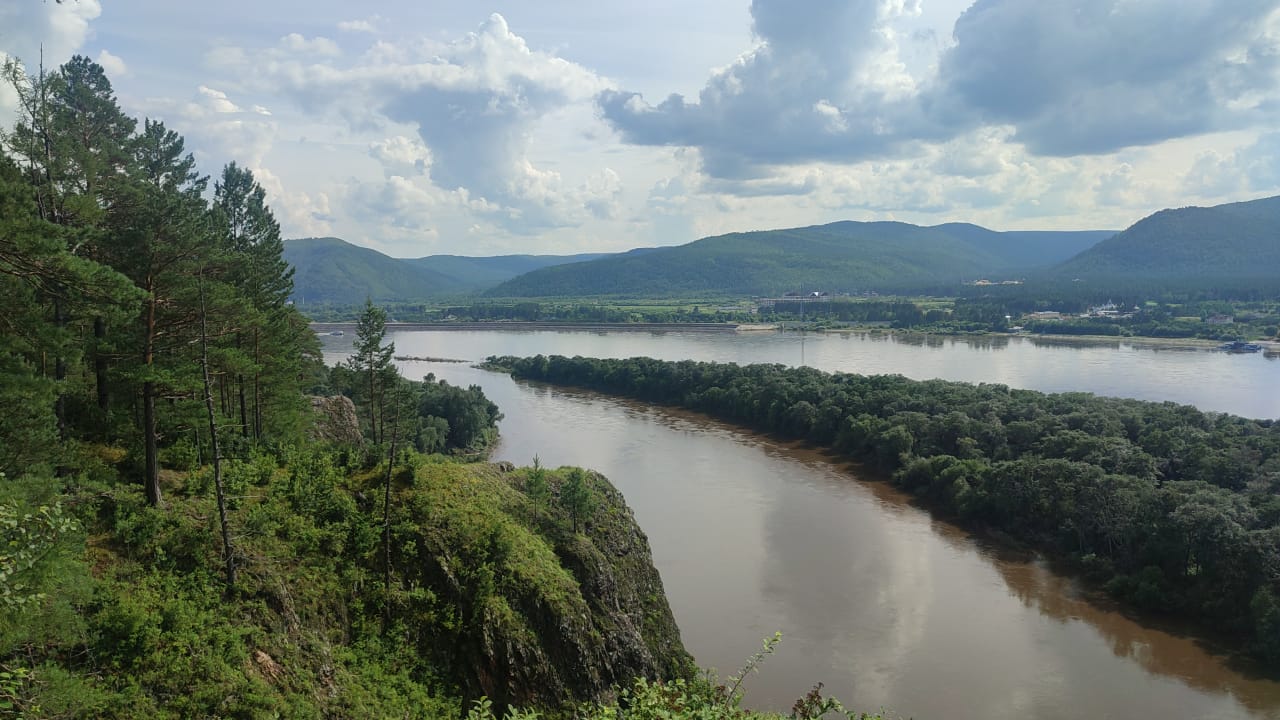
[323,329,1280,719]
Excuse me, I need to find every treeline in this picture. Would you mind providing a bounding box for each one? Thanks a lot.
[1,55,318,502]
[303,300,752,324]
[765,293,1280,339]
[0,56,511,715]
[322,300,502,455]
[491,354,1280,662]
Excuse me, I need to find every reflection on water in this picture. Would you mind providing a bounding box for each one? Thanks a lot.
[320,330,1280,718]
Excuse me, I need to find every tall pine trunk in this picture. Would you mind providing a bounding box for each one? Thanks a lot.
[94,317,110,414]
[143,286,161,506]
[199,273,236,591]
[52,297,67,441]
[252,331,262,440]
[238,374,249,438]
[381,385,403,635]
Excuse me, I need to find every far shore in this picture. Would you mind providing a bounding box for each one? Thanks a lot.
[311,320,1278,350]
[312,321,747,333]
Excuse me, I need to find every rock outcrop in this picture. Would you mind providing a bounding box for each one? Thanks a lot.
[396,462,692,711]
[308,395,363,445]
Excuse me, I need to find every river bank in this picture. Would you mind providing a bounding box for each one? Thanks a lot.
[312,320,1280,349]
[319,329,1280,718]
[313,321,746,333]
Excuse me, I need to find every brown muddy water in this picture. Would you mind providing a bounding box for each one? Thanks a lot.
[323,329,1280,719]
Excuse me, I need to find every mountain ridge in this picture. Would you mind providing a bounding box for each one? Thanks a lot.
[1053,195,1280,281]
[485,221,1115,298]
[283,236,611,303]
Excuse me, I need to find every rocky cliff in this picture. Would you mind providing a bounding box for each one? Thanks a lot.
[394,461,693,711]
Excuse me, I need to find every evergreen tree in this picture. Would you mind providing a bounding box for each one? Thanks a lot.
[109,119,214,505]
[348,299,394,444]
[2,56,138,437]
[561,468,596,534]
[214,162,306,441]
[526,455,549,522]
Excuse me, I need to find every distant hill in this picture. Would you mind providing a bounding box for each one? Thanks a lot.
[283,237,609,304]
[486,221,1113,298]
[931,224,1114,269]
[1055,195,1280,282]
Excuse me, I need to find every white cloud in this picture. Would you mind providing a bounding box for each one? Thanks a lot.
[256,166,334,238]
[0,0,102,118]
[369,135,432,177]
[279,33,341,57]
[1185,132,1280,198]
[600,0,1280,182]
[217,13,616,233]
[138,86,278,169]
[599,0,936,178]
[96,49,127,77]
[932,0,1280,156]
[198,86,242,113]
[338,17,379,33]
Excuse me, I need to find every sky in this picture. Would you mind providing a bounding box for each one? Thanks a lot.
[1,0,1279,258]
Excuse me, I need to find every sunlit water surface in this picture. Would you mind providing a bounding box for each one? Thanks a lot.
[322,329,1280,719]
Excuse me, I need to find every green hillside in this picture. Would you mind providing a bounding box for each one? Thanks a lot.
[931,223,1114,269]
[1055,195,1280,282]
[285,237,466,303]
[283,237,610,303]
[407,252,610,290]
[487,221,1112,298]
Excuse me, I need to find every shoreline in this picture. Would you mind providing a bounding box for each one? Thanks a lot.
[313,320,1278,350]
[313,321,747,333]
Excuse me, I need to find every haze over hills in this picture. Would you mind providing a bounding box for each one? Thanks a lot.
[1054,195,1280,281]
[283,237,610,303]
[486,222,1115,298]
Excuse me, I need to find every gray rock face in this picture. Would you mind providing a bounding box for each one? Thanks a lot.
[308,395,362,445]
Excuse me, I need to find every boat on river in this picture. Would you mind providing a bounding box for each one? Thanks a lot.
[1217,340,1262,353]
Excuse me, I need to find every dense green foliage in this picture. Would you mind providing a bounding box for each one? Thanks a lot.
[1,442,706,717]
[765,294,1280,340]
[0,55,889,720]
[1055,195,1280,284]
[492,354,1280,662]
[487,222,1110,298]
[283,236,610,304]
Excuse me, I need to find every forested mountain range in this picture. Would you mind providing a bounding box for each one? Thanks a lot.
[283,236,609,303]
[485,222,1114,298]
[1054,195,1280,282]
[287,196,1280,303]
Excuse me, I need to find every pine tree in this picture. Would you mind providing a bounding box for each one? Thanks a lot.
[2,56,138,438]
[348,299,394,444]
[214,162,304,441]
[560,468,596,534]
[109,119,214,506]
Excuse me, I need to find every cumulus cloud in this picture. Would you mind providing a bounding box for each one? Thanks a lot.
[279,33,341,57]
[369,135,433,177]
[96,49,127,77]
[934,0,1280,156]
[256,166,334,238]
[140,85,278,169]
[0,0,102,117]
[338,17,380,33]
[1185,132,1280,197]
[600,0,928,178]
[216,13,616,232]
[599,0,1280,182]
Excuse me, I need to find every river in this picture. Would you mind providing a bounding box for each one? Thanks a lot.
[323,329,1280,719]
